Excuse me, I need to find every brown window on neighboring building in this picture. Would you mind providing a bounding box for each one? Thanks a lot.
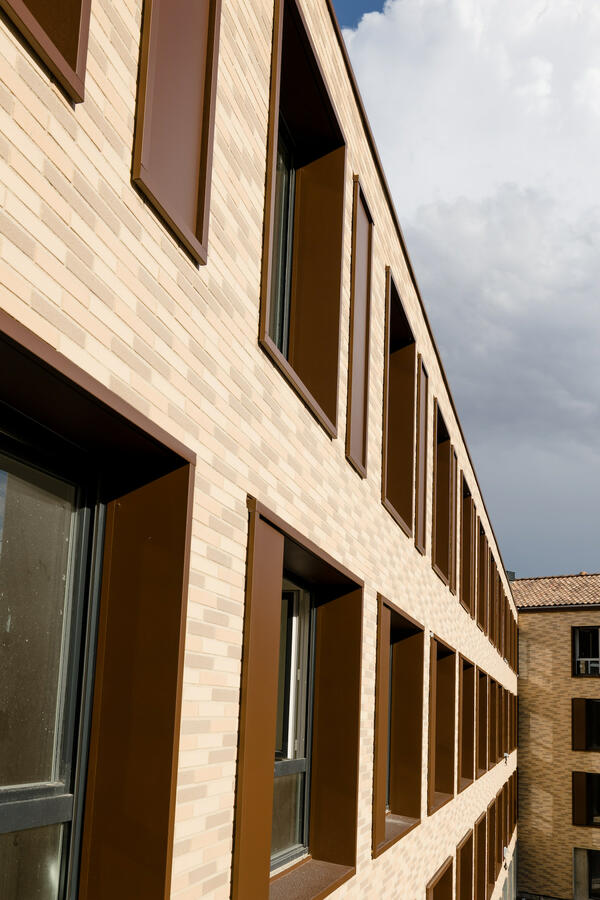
[460,476,475,615]
[372,598,424,857]
[132,0,222,264]
[457,830,474,900]
[432,403,455,584]
[427,857,454,900]
[428,637,456,814]
[258,0,346,436]
[476,526,488,632]
[415,355,429,554]
[489,679,497,768]
[474,812,487,900]
[476,670,488,777]
[501,687,507,756]
[346,177,373,476]
[232,499,362,899]
[0,0,92,101]
[573,699,600,751]
[486,800,495,898]
[495,792,502,877]
[382,271,416,535]
[459,657,475,791]
[573,627,600,677]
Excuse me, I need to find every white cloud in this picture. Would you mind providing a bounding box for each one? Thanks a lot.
[343,0,600,575]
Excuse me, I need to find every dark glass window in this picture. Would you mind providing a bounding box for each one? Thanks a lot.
[272,580,315,870]
[0,433,100,899]
[269,126,296,358]
[573,627,600,676]
[589,850,600,899]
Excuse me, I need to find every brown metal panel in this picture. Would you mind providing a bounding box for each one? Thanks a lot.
[390,630,423,818]
[488,680,496,769]
[427,857,454,900]
[231,513,284,900]
[459,660,475,789]
[415,356,429,554]
[79,464,193,900]
[383,342,416,534]
[449,450,458,594]
[0,0,91,101]
[477,531,488,633]
[287,145,345,430]
[495,794,502,876]
[310,588,362,866]
[474,813,486,900]
[372,600,391,853]
[457,830,474,900]
[432,402,452,583]
[476,671,488,775]
[460,482,474,614]
[346,178,373,476]
[133,0,222,264]
[573,699,587,751]
[432,645,456,803]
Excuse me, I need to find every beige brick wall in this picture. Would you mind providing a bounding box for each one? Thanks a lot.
[0,0,517,896]
[518,609,600,899]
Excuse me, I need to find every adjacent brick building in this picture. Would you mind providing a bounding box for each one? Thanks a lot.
[514,574,600,900]
[0,0,518,898]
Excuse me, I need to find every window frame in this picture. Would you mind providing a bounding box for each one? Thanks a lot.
[573,626,600,677]
[0,0,92,102]
[414,354,429,555]
[426,856,454,900]
[456,828,474,900]
[259,0,346,438]
[428,635,456,815]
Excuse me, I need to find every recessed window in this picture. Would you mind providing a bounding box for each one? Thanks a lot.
[589,850,600,899]
[457,830,474,900]
[133,0,222,264]
[573,627,600,677]
[460,476,475,615]
[260,0,346,435]
[233,501,362,899]
[474,812,486,900]
[432,403,456,585]
[459,658,475,791]
[573,699,600,751]
[476,527,488,633]
[415,355,429,554]
[346,178,373,476]
[0,0,92,101]
[427,857,453,900]
[489,679,497,768]
[573,772,600,826]
[476,670,488,777]
[428,638,456,813]
[372,599,424,856]
[382,272,416,535]
[486,799,496,898]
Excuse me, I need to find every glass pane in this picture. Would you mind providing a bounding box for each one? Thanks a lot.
[275,593,293,759]
[0,453,76,786]
[269,130,294,357]
[590,850,600,899]
[588,700,600,750]
[591,774,600,825]
[271,772,305,859]
[0,824,63,899]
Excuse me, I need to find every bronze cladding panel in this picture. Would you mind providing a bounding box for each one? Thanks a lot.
[372,602,391,852]
[385,342,416,532]
[477,672,488,773]
[460,662,475,785]
[309,588,362,866]
[346,180,372,475]
[433,438,451,579]
[415,357,428,553]
[390,631,423,818]
[79,464,193,900]
[231,514,284,899]
[435,650,456,796]
[572,698,586,751]
[449,450,458,593]
[488,681,496,769]
[427,858,453,900]
[477,533,488,633]
[289,146,345,429]
[495,795,502,874]
[474,814,486,900]
[133,0,222,264]
[0,0,91,100]
[573,772,588,826]
[457,831,474,900]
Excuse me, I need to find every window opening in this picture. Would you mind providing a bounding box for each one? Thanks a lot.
[574,627,600,676]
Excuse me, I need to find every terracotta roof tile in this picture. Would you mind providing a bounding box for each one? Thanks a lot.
[512,573,600,609]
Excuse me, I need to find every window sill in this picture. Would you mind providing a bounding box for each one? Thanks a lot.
[259,336,337,439]
[458,775,473,793]
[428,790,453,815]
[270,857,354,900]
[382,497,412,538]
[373,814,420,858]
[476,766,486,779]
[432,562,450,587]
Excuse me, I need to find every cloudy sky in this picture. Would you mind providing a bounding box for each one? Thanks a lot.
[333,0,600,579]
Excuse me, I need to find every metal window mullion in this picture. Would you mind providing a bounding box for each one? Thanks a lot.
[0,793,74,835]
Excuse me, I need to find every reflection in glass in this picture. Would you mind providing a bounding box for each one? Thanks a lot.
[0,825,63,899]
[0,453,76,786]
[271,773,304,858]
[269,126,295,358]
